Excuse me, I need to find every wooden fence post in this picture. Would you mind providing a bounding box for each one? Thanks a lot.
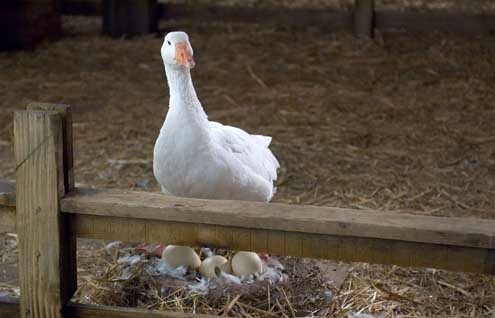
[26,103,74,193]
[26,103,77,309]
[353,0,375,38]
[14,105,75,318]
[102,0,158,37]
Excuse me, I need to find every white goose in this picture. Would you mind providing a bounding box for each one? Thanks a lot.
[153,31,279,202]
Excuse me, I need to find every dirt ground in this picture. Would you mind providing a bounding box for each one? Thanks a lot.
[0,7,495,318]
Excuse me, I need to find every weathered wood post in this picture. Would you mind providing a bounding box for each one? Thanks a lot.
[14,104,75,318]
[353,0,375,38]
[103,0,158,37]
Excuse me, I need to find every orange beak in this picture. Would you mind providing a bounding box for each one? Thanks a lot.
[175,42,195,68]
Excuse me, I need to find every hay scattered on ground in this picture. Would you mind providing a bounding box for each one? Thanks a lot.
[0,234,19,298]
[1,6,495,317]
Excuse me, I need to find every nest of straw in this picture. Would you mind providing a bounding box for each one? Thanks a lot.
[73,243,336,317]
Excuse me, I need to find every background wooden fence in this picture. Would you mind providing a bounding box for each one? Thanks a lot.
[0,103,494,317]
[61,0,495,36]
[3,0,494,50]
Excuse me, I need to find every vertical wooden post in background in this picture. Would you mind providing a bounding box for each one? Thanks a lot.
[0,0,61,50]
[103,0,158,37]
[353,0,375,38]
[14,106,74,318]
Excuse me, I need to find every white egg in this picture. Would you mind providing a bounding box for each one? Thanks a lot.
[231,251,263,277]
[199,255,232,278]
[161,245,201,269]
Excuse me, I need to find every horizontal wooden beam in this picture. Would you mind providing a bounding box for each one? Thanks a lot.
[61,188,495,274]
[60,1,495,34]
[2,186,495,273]
[71,213,495,274]
[65,302,219,318]
[61,188,495,249]
[0,298,220,318]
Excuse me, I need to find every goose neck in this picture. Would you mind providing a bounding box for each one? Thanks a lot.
[165,64,198,105]
[163,64,209,133]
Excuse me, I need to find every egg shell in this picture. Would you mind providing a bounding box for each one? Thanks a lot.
[161,245,201,269]
[199,255,232,278]
[231,251,263,277]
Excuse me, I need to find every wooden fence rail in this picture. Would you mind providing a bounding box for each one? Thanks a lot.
[0,103,494,317]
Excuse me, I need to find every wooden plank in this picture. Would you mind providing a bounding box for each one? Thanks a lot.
[65,302,220,318]
[4,183,495,273]
[26,103,77,302]
[69,214,495,274]
[0,298,223,318]
[61,188,495,250]
[27,103,75,192]
[14,110,69,318]
[353,0,375,38]
[0,296,19,318]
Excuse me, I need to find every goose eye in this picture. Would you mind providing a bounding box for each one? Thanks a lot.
[167,41,171,45]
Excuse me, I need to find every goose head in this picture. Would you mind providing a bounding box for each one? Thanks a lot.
[161,31,195,69]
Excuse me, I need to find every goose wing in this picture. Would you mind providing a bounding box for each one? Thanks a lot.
[209,121,279,184]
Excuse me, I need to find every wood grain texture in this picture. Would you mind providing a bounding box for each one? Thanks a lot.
[14,110,66,318]
[69,213,495,274]
[26,103,77,303]
[65,302,221,318]
[0,298,222,318]
[27,103,74,193]
[61,188,495,249]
